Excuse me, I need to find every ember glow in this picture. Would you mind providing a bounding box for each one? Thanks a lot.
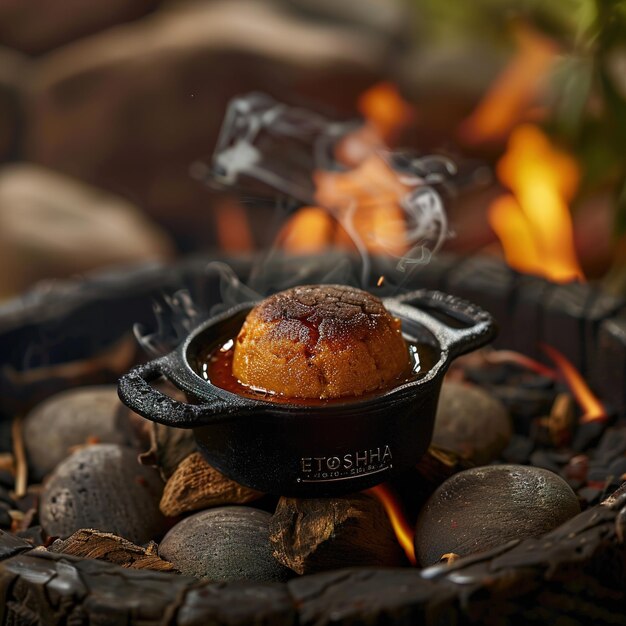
[489,125,585,283]
[336,81,414,165]
[484,349,558,380]
[484,346,607,424]
[540,344,608,424]
[305,82,449,269]
[367,483,416,565]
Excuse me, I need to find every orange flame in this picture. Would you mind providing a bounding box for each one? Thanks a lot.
[214,198,254,253]
[280,206,335,254]
[314,155,410,256]
[281,154,413,256]
[336,82,415,167]
[358,82,415,145]
[489,124,584,283]
[459,22,558,145]
[484,347,607,424]
[367,483,416,565]
[485,349,558,379]
[280,82,419,257]
[540,344,608,424]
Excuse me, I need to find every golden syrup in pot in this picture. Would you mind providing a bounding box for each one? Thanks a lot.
[197,338,438,405]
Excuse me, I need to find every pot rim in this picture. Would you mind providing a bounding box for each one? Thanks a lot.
[118,289,496,427]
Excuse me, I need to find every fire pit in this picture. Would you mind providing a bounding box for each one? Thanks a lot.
[0,0,625,620]
[0,254,624,624]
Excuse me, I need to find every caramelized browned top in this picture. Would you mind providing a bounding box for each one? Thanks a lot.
[232,284,410,399]
[255,284,389,347]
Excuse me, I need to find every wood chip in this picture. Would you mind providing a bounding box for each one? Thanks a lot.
[439,552,460,564]
[160,452,262,517]
[269,493,404,575]
[549,392,575,447]
[0,453,15,474]
[11,416,27,498]
[50,529,177,572]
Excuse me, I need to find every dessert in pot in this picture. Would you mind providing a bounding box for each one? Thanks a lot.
[208,284,414,400]
[118,284,496,495]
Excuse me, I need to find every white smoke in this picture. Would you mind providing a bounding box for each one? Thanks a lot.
[210,92,454,277]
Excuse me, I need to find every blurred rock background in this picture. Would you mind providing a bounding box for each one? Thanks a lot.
[0,0,624,299]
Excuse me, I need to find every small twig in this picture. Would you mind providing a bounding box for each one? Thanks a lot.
[11,415,28,499]
[0,453,15,473]
[439,552,460,565]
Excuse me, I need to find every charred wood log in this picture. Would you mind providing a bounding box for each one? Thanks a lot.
[0,533,294,625]
[269,493,405,575]
[160,451,261,517]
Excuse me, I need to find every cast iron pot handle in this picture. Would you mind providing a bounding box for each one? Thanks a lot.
[118,359,245,428]
[389,289,496,359]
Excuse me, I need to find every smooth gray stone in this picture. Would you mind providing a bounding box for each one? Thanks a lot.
[159,506,292,583]
[24,385,138,481]
[414,464,581,566]
[40,444,165,544]
[432,381,512,465]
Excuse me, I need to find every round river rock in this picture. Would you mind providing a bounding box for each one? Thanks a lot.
[40,444,165,544]
[159,506,291,582]
[24,386,138,481]
[432,381,512,465]
[414,464,581,566]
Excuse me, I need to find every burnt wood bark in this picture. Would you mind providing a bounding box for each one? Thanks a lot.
[585,292,625,394]
[269,493,405,575]
[160,451,261,517]
[0,539,294,625]
[541,283,592,373]
[411,252,460,292]
[49,529,177,572]
[508,274,553,360]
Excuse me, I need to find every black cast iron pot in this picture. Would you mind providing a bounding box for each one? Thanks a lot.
[118,289,496,496]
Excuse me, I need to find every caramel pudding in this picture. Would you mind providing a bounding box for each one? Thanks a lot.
[197,285,438,402]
